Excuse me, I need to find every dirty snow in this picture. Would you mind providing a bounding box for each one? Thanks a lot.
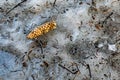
[0,0,120,80]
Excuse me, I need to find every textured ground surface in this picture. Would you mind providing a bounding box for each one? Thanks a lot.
[0,0,120,80]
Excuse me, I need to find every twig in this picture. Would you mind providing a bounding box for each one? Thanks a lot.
[86,64,92,78]
[59,64,79,74]
[75,63,80,74]
[102,12,113,24]
[31,75,35,80]
[35,40,43,54]
[27,49,32,60]
[73,63,80,80]
[53,0,57,7]
[6,0,27,15]
[59,64,74,74]
[79,62,92,79]
[10,70,23,72]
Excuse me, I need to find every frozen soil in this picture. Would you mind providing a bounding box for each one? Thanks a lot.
[0,0,120,80]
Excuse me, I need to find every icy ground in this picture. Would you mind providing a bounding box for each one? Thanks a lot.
[0,0,120,80]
